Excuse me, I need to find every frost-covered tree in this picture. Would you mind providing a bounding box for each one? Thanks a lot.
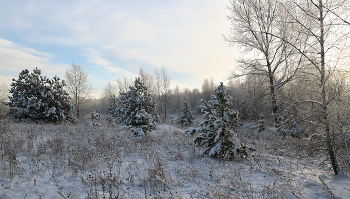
[100,82,118,110]
[176,101,194,126]
[276,103,303,138]
[226,0,301,130]
[186,82,248,158]
[65,62,92,118]
[257,113,265,133]
[105,94,118,124]
[154,67,171,121]
[90,111,100,122]
[0,83,9,113]
[113,77,156,137]
[238,97,249,120]
[4,68,74,123]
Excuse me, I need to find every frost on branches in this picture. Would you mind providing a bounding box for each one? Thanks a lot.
[185,82,250,159]
[176,101,194,126]
[106,94,118,124]
[276,103,303,138]
[113,77,156,137]
[4,68,74,123]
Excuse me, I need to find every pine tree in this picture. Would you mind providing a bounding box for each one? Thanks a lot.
[176,101,194,126]
[106,94,118,124]
[113,77,156,137]
[4,68,74,123]
[185,82,248,158]
[276,103,303,137]
[257,113,265,133]
[238,96,250,120]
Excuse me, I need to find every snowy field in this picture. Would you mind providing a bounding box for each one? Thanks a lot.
[0,118,349,199]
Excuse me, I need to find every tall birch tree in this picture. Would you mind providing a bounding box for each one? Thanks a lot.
[279,0,350,175]
[64,62,93,118]
[226,0,302,128]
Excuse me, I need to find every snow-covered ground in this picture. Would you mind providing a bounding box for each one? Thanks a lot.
[0,120,349,198]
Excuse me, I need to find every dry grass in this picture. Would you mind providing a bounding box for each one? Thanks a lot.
[0,118,341,198]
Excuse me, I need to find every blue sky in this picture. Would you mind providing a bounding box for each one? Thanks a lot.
[0,0,240,98]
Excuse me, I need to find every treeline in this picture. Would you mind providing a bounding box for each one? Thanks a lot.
[90,68,243,120]
[94,68,217,119]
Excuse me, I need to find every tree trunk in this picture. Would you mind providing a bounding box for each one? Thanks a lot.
[76,95,80,118]
[164,94,167,121]
[319,0,338,175]
[267,61,279,129]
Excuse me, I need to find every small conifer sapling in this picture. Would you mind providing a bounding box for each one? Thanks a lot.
[112,77,156,138]
[185,82,250,158]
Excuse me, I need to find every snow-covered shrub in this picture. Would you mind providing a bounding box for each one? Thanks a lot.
[112,77,156,137]
[90,111,100,122]
[84,122,101,127]
[185,82,248,158]
[238,96,250,120]
[257,113,265,133]
[176,101,194,126]
[4,68,74,123]
[276,104,303,138]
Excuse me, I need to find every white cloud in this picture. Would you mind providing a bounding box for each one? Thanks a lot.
[0,0,241,92]
[83,48,112,66]
[0,39,68,86]
[0,39,53,57]
[104,66,130,74]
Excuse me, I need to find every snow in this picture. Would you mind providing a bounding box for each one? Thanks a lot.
[0,120,349,198]
[233,139,240,158]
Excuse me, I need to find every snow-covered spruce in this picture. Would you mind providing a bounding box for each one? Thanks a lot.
[112,77,156,137]
[185,82,249,158]
[4,68,74,123]
[90,111,100,122]
[257,113,265,133]
[276,103,303,138]
[176,101,194,126]
[106,94,118,124]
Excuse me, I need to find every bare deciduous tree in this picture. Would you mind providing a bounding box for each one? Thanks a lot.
[201,77,216,101]
[161,67,171,121]
[116,76,133,93]
[100,82,118,110]
[0,83,9,114]
[154,68,163,115]
[102,82,118,99]
[154,67,171,121]
[139,68,155,96]
[279,0,350,175]
[64,62,93,118]
[226,0,303,128]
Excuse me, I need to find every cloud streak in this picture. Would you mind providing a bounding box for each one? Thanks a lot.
[104,66,130,74]
[0,39,68,85]
[0,0,241,97]
[83,48,112,66]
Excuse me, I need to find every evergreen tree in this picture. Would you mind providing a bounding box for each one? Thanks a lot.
[4,68,74,123]
[257,113,265,133]
[276,103,303,138]
[238,96,250,120]
[106,94,118,124]
[186,82,248,158]
[176,101,194,126]
[113,77,156,137]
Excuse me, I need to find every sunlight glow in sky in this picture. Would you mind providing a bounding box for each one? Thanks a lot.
[0,0,240,98]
